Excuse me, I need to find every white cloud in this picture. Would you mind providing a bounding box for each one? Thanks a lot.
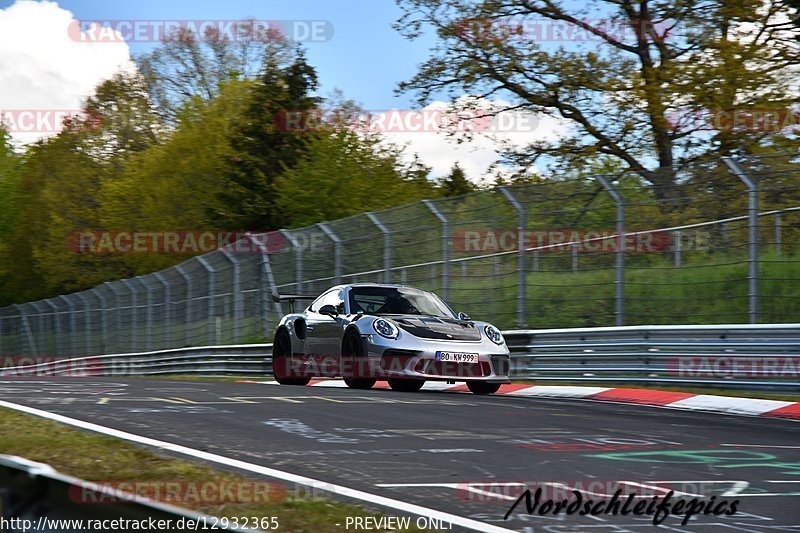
[0,0,134,145]
[377,97,570,182]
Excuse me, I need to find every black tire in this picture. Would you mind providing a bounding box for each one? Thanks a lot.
[341,331,376,390]
[387,378,425,392]
[466,381,501,395]
[272,329,311,386]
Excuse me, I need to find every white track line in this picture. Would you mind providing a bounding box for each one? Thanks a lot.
[0,400,516,533]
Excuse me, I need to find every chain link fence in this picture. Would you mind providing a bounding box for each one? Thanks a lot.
[1,155,798,357]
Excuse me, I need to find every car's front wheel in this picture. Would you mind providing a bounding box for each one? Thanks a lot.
[387,378,425,392]
[272,329,311,386]
[341,331,376,390]
[466,381,501,395]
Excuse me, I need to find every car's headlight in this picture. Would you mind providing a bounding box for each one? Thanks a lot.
[373,318,399,339]
[484,324,504,345]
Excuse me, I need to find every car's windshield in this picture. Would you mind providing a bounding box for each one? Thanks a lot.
[348,287,455,318]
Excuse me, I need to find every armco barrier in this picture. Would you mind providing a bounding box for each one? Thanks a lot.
[0,455,255,531]
[1,325,798,391]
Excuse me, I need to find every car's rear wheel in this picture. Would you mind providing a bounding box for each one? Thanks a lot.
[342,331,376,390]
[272,329,311,386]
[387,378,425,392]
[466,381,501,395]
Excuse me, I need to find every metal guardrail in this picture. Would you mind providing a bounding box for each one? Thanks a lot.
[505,324,800,390]
[0,455,256,532]
[2,325,798,390]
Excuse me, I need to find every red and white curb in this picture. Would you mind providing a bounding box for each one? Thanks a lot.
[243,380,800,421]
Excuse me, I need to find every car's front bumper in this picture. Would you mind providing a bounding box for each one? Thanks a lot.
[363,332,511,383]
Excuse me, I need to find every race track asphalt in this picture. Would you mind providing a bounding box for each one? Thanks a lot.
[1,377,799,532]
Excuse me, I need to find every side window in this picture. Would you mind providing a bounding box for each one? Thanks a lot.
[309,290,333,313]
[333,290,345,314]
[310,289,344,313]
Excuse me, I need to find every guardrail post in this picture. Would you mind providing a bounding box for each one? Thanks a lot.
[366,212,392,283]
[596,175,626,326]
[775,213,782,257]
[175,265,192,347]
[220,248,243,343]
[196,257,217,345]
[423,200,450,301]
[498,186,527,327]
[153,272,171,349]
[317,223,341,285]
[723,157,759,323]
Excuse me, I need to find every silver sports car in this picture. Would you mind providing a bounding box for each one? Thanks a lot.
[271,283,511,394]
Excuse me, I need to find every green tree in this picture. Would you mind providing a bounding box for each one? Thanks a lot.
[0,73,163,304]
[396,0,799,204]
[439,163,475,196]
[275,129,436,228]
[218,48,322,230]
[137,19,295,121]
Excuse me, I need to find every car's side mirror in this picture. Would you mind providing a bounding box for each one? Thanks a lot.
[458,311,470,320]
[319,304,338,318]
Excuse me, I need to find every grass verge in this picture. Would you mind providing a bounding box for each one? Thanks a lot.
[0,407,426,532]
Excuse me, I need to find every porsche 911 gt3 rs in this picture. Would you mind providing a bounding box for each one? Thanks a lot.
[271,283,511,394]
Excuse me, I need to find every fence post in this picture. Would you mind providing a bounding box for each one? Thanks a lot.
[596,175,626,326]
[45,299,61,356]
[56,296,75,356]
[423,200,450,301]
[195,257,216,345]
[220,248,243,343]
[153,272,171,349]
[245,233,283,338]
[13,304,36,357]
[498,186,527,328]
[723,157,759,324]
[138,277,154,352]
[90,288,107,354]
[120,280,138,352]
[366,212,392,283]
[72,293,90,356]
[317,223,342,285]
[28,301,48,356]
[280,229,304,294]
[175,265,193,347]
[775,213,782,257]
[674,230,682,267]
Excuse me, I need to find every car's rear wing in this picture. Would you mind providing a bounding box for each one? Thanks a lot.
[271,288,316,311]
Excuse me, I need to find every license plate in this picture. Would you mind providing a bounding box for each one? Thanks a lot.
[435,351,478,364]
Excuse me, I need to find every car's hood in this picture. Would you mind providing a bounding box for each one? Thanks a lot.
[388,315,482,341]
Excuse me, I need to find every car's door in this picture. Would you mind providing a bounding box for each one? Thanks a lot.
[306,289,345,357]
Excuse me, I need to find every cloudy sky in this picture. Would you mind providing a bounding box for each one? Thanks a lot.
[0,0,566,178]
